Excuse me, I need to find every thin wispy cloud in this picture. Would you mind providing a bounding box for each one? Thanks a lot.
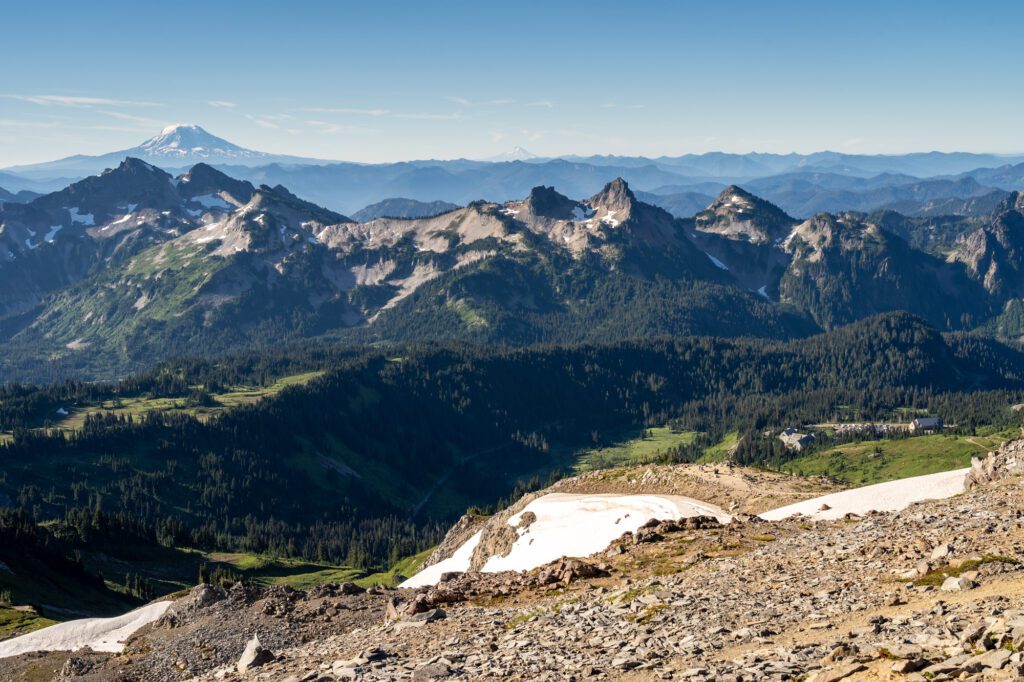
[101,110,166,128]
[517,127,609,143]
[302,107,392,117]
[526,100,554,108]
[446,97,514,107]
[245,113,295,129]
[208,100,237,109]
[10,94,160,107]
[0,119,161,136]
[393,111,465,121]
[0,118,63,129]
[246,115,279,129]
[300,107,465,121]
[306,120,374,135]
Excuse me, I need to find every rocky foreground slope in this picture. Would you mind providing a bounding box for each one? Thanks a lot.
[3,447,1024,681]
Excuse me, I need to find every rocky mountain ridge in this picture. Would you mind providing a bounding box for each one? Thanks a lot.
[4,163,1024,380]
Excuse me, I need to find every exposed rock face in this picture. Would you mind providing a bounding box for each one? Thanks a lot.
[419,513,489,571]
[780,212,989,329]
[695,185,796,244]
[949,191,1024,298]
[964,435,1024,489]
[467,491,546,571]
[588,177,635,217]
[176,163,255,205]
[524,185,577,220]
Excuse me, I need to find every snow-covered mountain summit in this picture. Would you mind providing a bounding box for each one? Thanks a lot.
[4,125,330,178]
[136,124,264,162]
[484,146,541,162]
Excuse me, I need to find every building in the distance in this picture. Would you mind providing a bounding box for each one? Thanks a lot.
[909,417,943,434]
[779,428,815,451]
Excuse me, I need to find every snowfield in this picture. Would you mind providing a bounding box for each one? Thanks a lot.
[758,468,970,521]
[404,493,730,587]
[0,601,171,659]
[401,531,483,588]
[68,208,95,226]
[483,493,730,573]
[404,468,974,588]
[705,252,729,270]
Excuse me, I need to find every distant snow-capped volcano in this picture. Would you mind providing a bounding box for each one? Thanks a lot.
[3,124,332,179]
[136,124,266,161]
[484,146,541,162]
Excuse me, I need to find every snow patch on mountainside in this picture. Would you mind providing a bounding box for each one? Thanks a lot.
[402,531,484,588]
[483,493,730,574]
[69,208,94,226]
[0,601,172,659]
[191,193,231,210]
[705,252,729,270]
[758,468,970,521]
[403,493,730,587]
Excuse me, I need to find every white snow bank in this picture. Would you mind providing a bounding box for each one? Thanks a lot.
[483,494,728,574]
[69,208,94,226]
[0,601,171,659]
[759,468,970,522]
[705,252,729,270]
[192,193,231,210]
[401,531,483,589]
[404,493,729,587]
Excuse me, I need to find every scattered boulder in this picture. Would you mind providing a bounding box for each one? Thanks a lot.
[536,558,608,585]
[941,575,977,592]
[60,655,95,677]
[406,608,447,624]
[393,608,447,631]
[964,442,1024,490]
[236,634,275,673]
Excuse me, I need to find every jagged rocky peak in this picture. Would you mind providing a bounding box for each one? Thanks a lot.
[29,156,181,224]
[696,185,797,244]
[589,177,635,214]
[995,190,1024,214]
[708,185,758,210]
[248,184,351,225]
[177,163,255,205]
[948,192,1024,297]
[100,156,177,197]
[525,185,577,220]
[105,156,169,178]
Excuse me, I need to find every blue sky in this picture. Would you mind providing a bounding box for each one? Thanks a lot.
[2,0,1023,165]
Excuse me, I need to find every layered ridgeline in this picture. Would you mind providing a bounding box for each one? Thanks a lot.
[3,160,1024,380]
[5,125,1024,215]
[2,313,1024,575]
[0,166,809,381]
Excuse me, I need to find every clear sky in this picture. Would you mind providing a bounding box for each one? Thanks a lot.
[2,0,1023,165]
